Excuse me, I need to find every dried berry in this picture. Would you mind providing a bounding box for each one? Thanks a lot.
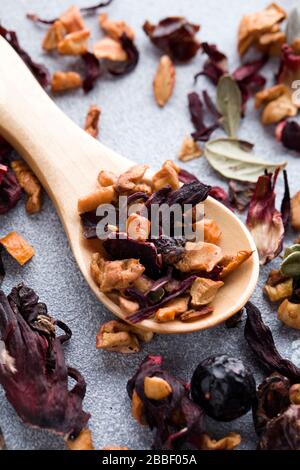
[0,283,90,438]
[191,354,256,421]
[277,120,300,152]
[143,17,200,62]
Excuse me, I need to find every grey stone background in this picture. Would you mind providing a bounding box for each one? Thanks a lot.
[1,0,300,450]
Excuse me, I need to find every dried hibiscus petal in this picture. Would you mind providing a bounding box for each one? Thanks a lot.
[228,180,255,212]
[194,42,228,85]
[127,355,204,449]
[258,404,300,450]
[244,302,300,383]
[246,170,288,264]
[188,92,219,142]
[277,43,300,88]
[81,52,102,93]
[232,57,267,113]
[0,283,90,437]
[0,25,50,88]
[143,17,200,62]
[0,169,22,215]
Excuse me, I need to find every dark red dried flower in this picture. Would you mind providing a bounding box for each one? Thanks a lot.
[0,25,50,88]
[258,405,300,450]
[127,355,204,450]
[194,42,228,85]
[209,186,231,208]
[0,283,90,438]
[232,57,267,113]
[105,34,139,76]
[143,17,200,62]
[81,52,102,93]
[277,43,300,87]
[246,170,287,264]
[188,92,219,141]
[245,302,300,383]
[228,180,256,212]
[276,120,300,152]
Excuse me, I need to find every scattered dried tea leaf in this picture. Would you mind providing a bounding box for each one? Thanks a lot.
[178,136,202,161]
[0,231,34,265]
[93,37,127,61]
[0,283,90,437]
[66,428,94,450]
[58,29,90,55]
[51,71,82,92]
[11,160,43,214]
[0,25,50,88]
[204,138,286,182]
[286,8,300,45]
[153,55,175,107]
[198,432,241,450]
[217,75,242,137]
[84,105,101,138]
[99,13,135,40]
[188,92,219,142]
[42,20,66,51]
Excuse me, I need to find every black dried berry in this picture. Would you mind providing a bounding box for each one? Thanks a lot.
[191,354,256,421]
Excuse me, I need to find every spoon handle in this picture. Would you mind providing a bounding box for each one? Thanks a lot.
[0,37,132,216]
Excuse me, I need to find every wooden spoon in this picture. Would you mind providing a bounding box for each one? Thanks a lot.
[0,37,259,333]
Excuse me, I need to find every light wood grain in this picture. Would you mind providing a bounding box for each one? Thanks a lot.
[0,36,259,333]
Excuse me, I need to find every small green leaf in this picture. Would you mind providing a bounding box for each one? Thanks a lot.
[217,75,242,138]
[204,138,287,182]
[286,8,300,44]
[284,244,300,259]
[281,251,300,277]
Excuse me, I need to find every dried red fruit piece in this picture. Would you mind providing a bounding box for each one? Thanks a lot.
[246,170,289,264]
[0,25,50,88]
[0,168,22,215]
[232,57,267,113]
[0,283,90,438]
[143,17,201,62]
[127,355,205,449]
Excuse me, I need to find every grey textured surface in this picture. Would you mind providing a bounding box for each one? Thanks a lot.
[1,0,300,451]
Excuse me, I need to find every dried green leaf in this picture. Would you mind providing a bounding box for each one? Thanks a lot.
[286,8,300,44]
[217,75,241,137]
[204,138,287,182]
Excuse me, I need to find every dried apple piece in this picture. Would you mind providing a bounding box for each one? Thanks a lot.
[99,13,135,40]
[51,71,82,92]
[178,136,202,162]
[11,160,42,214]
[42,20,66,51]
[93,37,127,61]
[220,250,253,278]
[60,5,85,33]
[58,30,90,55]
[84,105,101,138]
[153,55,176,107]
[0,231,34,265]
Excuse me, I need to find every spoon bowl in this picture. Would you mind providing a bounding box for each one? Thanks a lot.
[0,37,259,333]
